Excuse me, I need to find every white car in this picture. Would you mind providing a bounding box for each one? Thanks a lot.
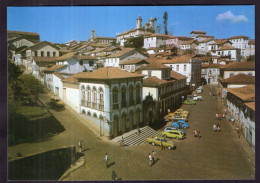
[196,88,202,94]
[193,96,203,101]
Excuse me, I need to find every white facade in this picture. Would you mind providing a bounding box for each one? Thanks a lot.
[228,37,249,57]
[143,35,168,49]
[165,63,191,84]
[222,71,255,79]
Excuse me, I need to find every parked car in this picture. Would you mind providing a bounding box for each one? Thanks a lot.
[162,130,185,139]
[164,126,186,135]
[50,98,65,107]
[196,88,202,94]
[170,115,188,122]
[171,121,189,129]
[175,109,189,116]
[147,136,175,149]
[183,99,196,105]
[193,96,203,101]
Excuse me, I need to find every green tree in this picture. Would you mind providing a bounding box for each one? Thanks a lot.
[163,11,168,35]
[124,36,144,49]
[19,74,44,97]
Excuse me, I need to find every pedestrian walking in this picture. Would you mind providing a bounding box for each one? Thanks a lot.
[209,92,211,97]
[228,115,231,122]
[193,129,196,137]
[217,123,221,131]
[216,113,218,119]
[213,124,217,132]
[224,109,227,115]
[122,136,124,143]
[78,140,83,153]
[105,153,108,168]
[222,113,225,118]
[152,150,156,162]
[197,130,201,139]
[149,153,153,166]
[218,113,221,120]
[160,141,164,150]
[112,170,117,180]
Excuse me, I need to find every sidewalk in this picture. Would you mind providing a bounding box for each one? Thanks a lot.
[213,86,255,169]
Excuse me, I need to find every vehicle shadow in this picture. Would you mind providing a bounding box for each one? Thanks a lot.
[107,161,115,168]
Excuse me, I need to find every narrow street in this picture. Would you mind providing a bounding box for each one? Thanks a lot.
[8,85,255,180]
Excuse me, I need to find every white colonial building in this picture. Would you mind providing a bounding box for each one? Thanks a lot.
[116,15,155,46]
[62,67,145,138]
[228,35,249,57]
[143,33,172,49]
[104,48,148,68]
[217,45,241,62]
[159,55,202,87]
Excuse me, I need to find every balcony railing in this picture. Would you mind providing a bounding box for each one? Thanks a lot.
[81,99,87,107]
[113,103,119,110]
[136,98,141,104]
[99,104,104,111]
[129,100,135,106]
[87,101,91,108]
[92,103,97,109]
[121,101,127,108]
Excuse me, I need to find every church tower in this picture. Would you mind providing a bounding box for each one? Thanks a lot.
[136,15,142,29]
[91,28,95,39]
[149,17,155,30]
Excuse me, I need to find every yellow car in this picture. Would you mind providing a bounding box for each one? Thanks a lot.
[162,130,185,140]
[175,109,189,116]
[50,98,65,107]
[146,136,175,150]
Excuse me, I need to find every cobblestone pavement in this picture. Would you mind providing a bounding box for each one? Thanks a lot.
[8,85,255,180]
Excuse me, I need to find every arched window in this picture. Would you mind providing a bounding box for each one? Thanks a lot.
[93,87,97,109]
[121,87,127,108]
[99,88,104,111]
[129,85,134,106]
[87,86,91,108]
[113,88,119,110]
[93,113,97,118]
[87,111,91,116]
[136,84,141,104]
[81,85,86,106]
[82,109,86,114]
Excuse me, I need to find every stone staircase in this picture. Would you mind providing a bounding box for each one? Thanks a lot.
[112,126,161,146]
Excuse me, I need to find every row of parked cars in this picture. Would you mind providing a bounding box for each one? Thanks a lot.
[147,108,190,150]
[183,86,204,105]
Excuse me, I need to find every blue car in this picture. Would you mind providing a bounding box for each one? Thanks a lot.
[171,121,189,129]
[164,126,186,135]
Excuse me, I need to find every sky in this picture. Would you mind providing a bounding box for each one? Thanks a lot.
[7,6,255,43]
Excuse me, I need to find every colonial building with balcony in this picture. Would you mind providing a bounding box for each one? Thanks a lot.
[62,67,145,139]
[141,62,187,125]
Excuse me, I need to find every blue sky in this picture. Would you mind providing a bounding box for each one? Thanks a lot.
[8,6,255,43]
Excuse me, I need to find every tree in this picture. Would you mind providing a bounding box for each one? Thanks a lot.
[124,36,144,49]
[19,74,44,97]
[153,17,162,34]
[163,11,168,35]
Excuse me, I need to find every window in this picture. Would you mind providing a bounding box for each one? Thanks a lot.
[34,51,38,56]
[93,87,97,109]
[80,60,83,65]
[229,73,234,77]
[41,51,44,57]
[47,51,50,57]
[53,52,56,57]
[113,88,119,110]
[99,88,104,111]
[121,87,127,108]
[228,51,231,56]
[136,85,141,103]
[89,61,94,66]
[176,65,179,71]
[184,65,187,72]
[248,73,253,76]
[148,70,152,77]
[129,86,134,106]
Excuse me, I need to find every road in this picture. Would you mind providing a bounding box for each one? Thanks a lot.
[8,85,255,180]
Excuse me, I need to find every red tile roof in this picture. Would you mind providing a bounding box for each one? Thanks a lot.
[53,72,65,79]
[248,40,255,45]
[218,45,237,50]
[106,48,136,58]
[245,102,255,111]
[159,54,195,64]
[143,76,174,86]
[170,71,187,80]
[63,67,145,82]
[220,61,255,70]
[76,55,98,60]
[44,65,66,72]
[226,85,255,101]
[228,35,249,39]
[222,73,255,84]
[119,59,149,65]
[190,31,206,34]
[8,30,39,36]
[199,38,214,43]
[142,61,171,69]
[181,40,199,45]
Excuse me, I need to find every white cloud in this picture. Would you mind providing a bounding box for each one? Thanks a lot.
[216,11,249,24]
